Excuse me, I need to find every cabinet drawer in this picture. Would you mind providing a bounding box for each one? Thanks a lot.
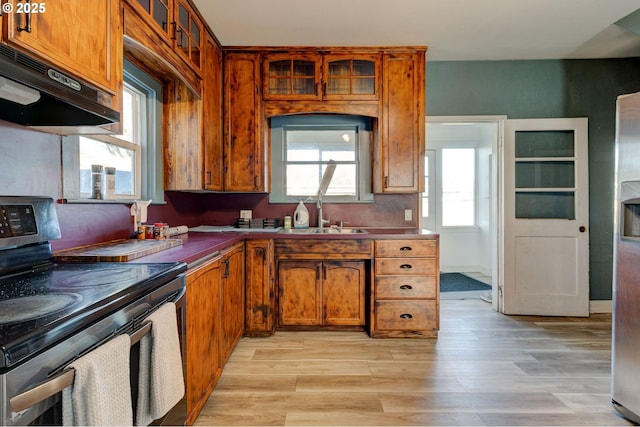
[375,258,437,276]
[275,239,372,259]
[374,300,437,331]
[375,240,437,258]
[375,276,436,299]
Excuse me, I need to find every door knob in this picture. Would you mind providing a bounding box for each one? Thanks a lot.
[579,226,586,233]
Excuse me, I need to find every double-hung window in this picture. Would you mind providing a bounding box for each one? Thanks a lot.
[62,60,163,202]
[270,115,374,203]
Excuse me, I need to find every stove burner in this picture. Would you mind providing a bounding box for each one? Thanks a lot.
[0,293,80,324]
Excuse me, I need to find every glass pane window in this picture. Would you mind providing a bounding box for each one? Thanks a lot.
[284,128,357,197]
[78,84,143,199]
[62,60,163,203]
[270,115,374,204]
[79,138,136,196]
[442,148,475,226]
[115,86,140,144]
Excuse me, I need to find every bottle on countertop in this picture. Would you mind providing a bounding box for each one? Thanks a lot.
[293,201,309,228]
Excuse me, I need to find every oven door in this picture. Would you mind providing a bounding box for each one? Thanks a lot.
[1,276,186,426]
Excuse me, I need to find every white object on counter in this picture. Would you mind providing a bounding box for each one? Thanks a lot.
[167,225,188,236]
[293,201,309,228]
[131,200,152,231]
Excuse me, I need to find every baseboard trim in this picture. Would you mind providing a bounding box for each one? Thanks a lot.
[590,300,612,314]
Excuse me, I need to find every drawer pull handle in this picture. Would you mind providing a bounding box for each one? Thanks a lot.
[400,264,413,269]
[400,313,413,319]
[400,246,412,251]
[399,284,413,290]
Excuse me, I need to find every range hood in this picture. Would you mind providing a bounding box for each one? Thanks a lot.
[0,44,120,135]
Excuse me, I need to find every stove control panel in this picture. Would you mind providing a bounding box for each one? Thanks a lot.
[0,204,38,238]
[0,196,61,248]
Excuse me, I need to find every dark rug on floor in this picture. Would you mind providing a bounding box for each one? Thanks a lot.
[440,273,491,292]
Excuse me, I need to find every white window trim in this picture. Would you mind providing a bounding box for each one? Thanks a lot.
[270,115,374,204]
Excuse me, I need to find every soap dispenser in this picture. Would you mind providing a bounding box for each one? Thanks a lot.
[293,201,310,228]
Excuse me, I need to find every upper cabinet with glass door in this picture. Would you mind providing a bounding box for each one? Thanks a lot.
[263,54,321,100]
[128,0,203,72]
[174,0,202,71]
[263,52,380,101]
[323,53,380,100]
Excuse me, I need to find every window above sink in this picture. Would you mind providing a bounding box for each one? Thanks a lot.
[270,115,374,204]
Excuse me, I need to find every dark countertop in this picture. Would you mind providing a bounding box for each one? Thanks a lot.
[131,228,438,267]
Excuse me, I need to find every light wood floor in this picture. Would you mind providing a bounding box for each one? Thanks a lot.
[194,299,632,426]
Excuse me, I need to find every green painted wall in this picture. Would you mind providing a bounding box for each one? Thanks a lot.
[426,58,640,300]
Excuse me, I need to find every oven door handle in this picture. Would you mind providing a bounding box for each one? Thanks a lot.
[9,322,152,413]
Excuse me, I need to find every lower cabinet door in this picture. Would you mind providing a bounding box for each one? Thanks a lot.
[278,261,322,325]
[323,261,366,326]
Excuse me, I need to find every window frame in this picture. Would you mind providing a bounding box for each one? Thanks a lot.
[270,115,374,204]
[61,60,164,203]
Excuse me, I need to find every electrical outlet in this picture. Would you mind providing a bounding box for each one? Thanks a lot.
[404,209,412,221]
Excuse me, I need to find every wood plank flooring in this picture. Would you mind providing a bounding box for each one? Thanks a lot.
[194,299,632,426]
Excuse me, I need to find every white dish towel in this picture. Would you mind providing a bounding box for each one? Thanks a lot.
[62,334,133,426]
[136,302,185,426]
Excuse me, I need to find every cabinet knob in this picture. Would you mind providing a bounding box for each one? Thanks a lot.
[399,284,413,290]
[399,264,413,269]
[400,313,413,319]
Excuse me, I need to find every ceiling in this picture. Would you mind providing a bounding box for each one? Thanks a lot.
[192,0,640,61]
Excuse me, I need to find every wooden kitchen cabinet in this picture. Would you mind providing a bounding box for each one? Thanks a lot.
[375,49,426,193]
[245,239,275,336]
[164,79,202,190]
[202,33,224,190]
[223,52,267,192]
[275,239,371,328]
[278,261,322,325]
[262,51,380,101]
[322,53,380,100]
[173,0,203,71]
[125,0,203,73]
[371,239,439,338]
[278,260,366,327]
[185,241,244,424]
[164,31,223,191]
[219,242,245,365]
[262,53,321,100]
[2,0,122,103]
[185,255,222,425]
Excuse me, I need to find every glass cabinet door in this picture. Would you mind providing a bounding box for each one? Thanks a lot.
[263,54,321,100]
[175,0,202,70]
[134,0,172,38]
[323,54,380,100]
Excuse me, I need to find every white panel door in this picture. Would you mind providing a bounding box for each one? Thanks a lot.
[503,118,589,316]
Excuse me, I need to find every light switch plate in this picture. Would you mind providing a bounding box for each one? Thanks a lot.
[404,209,412,221]
[240,210,252,219]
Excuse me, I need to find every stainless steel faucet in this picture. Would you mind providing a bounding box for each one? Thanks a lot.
[317,195,329,231]
[316,162,337,232]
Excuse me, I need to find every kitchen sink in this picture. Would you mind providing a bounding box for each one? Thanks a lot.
[279,227,368,234]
